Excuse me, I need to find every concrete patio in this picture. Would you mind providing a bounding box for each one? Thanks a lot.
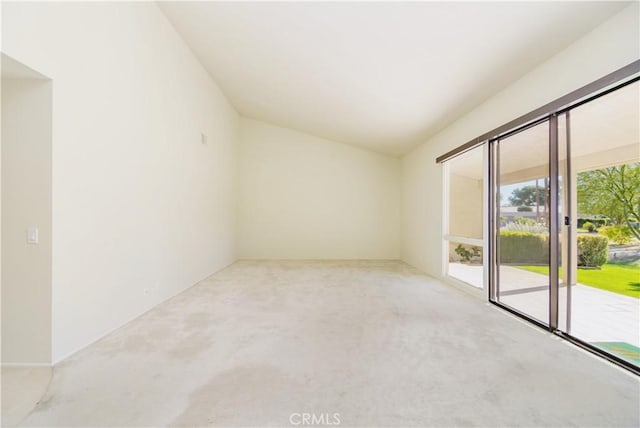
[449,263,640,349]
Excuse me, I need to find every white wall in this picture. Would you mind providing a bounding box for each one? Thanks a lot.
[1,77,52,364]
[2,2,239,362]
[237,118,401,259]
[402,3,639,277]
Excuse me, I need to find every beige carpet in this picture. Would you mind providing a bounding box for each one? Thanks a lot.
[14,260,640,426]
[1,367,52,427]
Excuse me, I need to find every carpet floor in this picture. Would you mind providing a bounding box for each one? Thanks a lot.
[16,260,640,427]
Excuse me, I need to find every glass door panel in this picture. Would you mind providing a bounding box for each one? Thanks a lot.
[560,81,640,369]
[495,121,551,325]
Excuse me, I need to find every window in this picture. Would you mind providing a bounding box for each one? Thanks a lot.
[443,145,486,289]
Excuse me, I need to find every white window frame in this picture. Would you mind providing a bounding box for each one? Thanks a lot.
[441,143,489,298]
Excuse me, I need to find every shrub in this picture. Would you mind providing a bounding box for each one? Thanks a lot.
[499,231,549,264]
[577,235,608,268]
[599,225,633,245]
[514,216,536,226]
[582,221,596,232]
[517,205,533,212]
[454,244,481,263]
[577,218,608,229]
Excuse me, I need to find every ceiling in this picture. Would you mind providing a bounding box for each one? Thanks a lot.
[159,1,628,156]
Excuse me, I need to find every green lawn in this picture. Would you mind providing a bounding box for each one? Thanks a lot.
[516,263,640,298]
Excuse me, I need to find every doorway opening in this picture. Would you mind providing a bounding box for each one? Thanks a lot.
[1,54,53,366]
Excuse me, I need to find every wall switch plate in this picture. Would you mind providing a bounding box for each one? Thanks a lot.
[201,132,208,145]
[27,227,39,244]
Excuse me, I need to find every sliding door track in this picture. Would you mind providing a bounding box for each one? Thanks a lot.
[489,300,640,376]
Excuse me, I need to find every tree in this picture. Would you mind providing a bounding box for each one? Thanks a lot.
[508,184,547,206]
[577,163,640,240]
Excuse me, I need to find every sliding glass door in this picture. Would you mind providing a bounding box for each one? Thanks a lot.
[438,64,639,373]
[489,79,639,372]
[559,81,640,368]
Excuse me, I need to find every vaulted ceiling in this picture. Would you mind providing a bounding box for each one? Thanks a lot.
[159,2,628,156]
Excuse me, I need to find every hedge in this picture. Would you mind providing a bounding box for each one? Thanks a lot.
[499,231,549,264]
[498,231,609,267]
[577,234,608,268]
